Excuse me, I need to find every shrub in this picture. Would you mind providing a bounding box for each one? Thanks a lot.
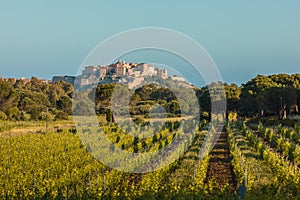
[7,107,19,119]
[0,111,7,120]
[39,111,55,121]
[16,111,31,121]
[228,111,238,122]
[54,111,70,121]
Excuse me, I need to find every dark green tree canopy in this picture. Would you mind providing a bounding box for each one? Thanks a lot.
[240,74,300,118]
[0,80,19,114]
[0,73,299,121]
[0,77,73,121]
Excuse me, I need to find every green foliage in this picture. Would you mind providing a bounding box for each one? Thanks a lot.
[56,95,72,115]
[0,120,299,198]
[1,73,300,123]
[241,124,300,185]
[196,87,211,113]
[0,77,77,121]
[105,109,114,123]
[228,112,238,122]
[39,111,55,121]
[257,87,297,118]
[225,83,241,112]
[73,100,94,116]
[54,111,70,120]
[93,83,185,118]
[226,126,245,186]
[240,74,300,118]
[0,80,19,114]
[19,91,50,110]
[16,111,31,121]
[7,107,19,119]
[0,111,7,120]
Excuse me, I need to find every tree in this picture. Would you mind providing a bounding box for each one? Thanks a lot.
[56,95,72,115]
[7,107,19,119]
[26,77,45,93]
[29,106,46,120]
[257,87,297,119]
[47,84,65,106]
[225,83,241,113]
[13,79,26,90]
[105,109,115,123]
[92,83,116,113]
[240,74,300,118]
[239,75,278,117]
[196,87,211,113]
[17,90,50,120]
[57,81,74,96]
[0,80,20,114]
[73,100,95,116]
[39,111,55,121]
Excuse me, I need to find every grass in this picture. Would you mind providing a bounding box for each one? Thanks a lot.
[0,120,75,137]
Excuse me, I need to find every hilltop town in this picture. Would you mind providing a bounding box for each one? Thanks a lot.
[52,61,187,89]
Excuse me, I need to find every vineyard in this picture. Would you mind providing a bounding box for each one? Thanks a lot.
[0,120,300,199]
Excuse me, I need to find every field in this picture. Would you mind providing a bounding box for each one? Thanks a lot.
[0,119,299,199]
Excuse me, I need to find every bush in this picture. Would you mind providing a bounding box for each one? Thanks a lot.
[49,107,59,115]
[0,111,7,120]
[39,111,55,121]
[29,106,47,120]
[228,111,238,122]
[55,111,70,121]
[16,111,31,121]
[7,107,19,119]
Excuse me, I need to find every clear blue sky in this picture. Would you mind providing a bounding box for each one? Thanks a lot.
[0,0,300,85]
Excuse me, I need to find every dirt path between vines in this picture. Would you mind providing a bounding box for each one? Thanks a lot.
[205,130,236,190]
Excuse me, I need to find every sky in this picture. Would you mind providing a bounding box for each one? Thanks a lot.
[0,0,300,86]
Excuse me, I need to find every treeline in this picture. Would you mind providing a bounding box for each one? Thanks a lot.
[80,73,300,121]
[0,73,299,121]
[240,74,300,118]
[197,74,300,119]
[92,83,194,119]
[0,77,73,121]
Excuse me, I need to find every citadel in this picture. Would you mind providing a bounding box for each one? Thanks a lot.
[52,61,186,89]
